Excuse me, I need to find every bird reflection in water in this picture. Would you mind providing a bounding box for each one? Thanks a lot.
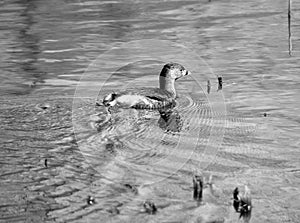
[158,109,183,133]
[94,101,184,134]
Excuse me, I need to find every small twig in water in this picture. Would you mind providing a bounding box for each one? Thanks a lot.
[217,76,223,91]
[233,187,240,212]
[193,175,203,203]
[207,80,211,94]
[288,0,292,56]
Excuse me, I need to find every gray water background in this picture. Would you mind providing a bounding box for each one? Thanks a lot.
[0,0,299,222]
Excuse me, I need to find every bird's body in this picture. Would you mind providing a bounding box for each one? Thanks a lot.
[102,63,190,110]
[104,88,176,110]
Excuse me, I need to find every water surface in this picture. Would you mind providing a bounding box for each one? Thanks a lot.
[0,0,299,222]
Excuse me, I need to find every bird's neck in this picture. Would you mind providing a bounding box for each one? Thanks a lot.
[159,76,176,97]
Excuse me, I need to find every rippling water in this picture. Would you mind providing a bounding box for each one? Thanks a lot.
[0,0,299,222]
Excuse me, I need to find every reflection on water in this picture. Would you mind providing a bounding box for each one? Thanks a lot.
[158,109,183,133]
[0,0,300,222]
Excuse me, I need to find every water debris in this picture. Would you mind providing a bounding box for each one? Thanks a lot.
[207,80,211,94]
[193,175,203,202]
[42,104,50,110]
[124,183,138,194]
[108,202,123,215]
[232,186,252,222]
[143,200,157,214]
[107,206,120,215]
[217,76,223,91]
[95,101,102,106]
[87,196,96,205]
[36,103,51,110]
[233,187,240,212]
[44,159,48,168]
[29,80,37,88]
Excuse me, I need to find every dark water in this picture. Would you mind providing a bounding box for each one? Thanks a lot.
[0,0,299,222]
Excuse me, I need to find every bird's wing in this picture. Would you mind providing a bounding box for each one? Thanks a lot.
[118,88,174,101]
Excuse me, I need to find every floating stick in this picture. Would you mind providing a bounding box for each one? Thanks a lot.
[217,76,223,91]
[288,0,292,56]
[207,80,211,94]
[233,187,240,212]
[193,175,203,202]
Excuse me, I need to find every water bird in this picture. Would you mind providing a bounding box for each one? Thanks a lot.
[233,186,252,222]
[102,63,190,110]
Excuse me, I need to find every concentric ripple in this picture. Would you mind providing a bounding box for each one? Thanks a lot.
[74,84,218,186]
[72,39,227,185]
